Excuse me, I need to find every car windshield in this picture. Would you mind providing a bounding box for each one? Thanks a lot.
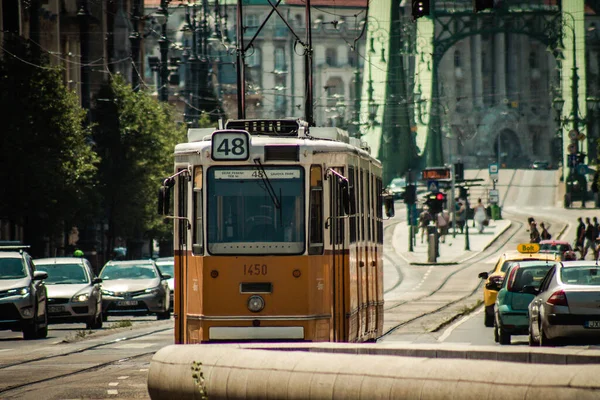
[540,243,570,253]
[100,264,157,280]
[389,178,406,188]
[207,166,305,255]
[156,263,174,277]
[36,263,89,284]
[0,257,26,279]
[561,266,600,286]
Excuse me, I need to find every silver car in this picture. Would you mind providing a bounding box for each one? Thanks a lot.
[0,245,48,339]
[34,257,103,329]
[154,257,174,311]
[528,261,600,346]
[99,260,170,320]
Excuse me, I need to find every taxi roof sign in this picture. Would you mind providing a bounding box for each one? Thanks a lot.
[517,243,540,254]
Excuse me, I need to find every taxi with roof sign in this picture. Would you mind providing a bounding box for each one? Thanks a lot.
[493,259,558,345]
[478,243,559,327]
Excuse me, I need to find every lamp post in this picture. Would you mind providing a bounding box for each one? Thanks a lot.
[155,2,170,102]
[551,12,588,207]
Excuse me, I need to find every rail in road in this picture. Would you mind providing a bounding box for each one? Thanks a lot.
[0,324,171,397]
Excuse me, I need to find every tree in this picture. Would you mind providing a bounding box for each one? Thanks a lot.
[93,74,186,259]
[0,36,98,256]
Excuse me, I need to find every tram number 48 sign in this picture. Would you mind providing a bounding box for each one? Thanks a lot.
[211,130,250,161]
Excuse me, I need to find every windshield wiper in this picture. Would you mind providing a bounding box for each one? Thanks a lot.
[253,158,281,210]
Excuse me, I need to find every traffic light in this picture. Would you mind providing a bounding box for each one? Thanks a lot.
[426,192,446,214]
[404,185,417,204]
[412,0,430,20]
[474,0,494,12]
[454,162,464,181]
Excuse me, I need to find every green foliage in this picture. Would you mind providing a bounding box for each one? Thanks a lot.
[191,361,209,399]
[93,75,186,244]
[0,36,99,246]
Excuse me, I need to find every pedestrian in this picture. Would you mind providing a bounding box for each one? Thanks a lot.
[582,217,595,260]
[437,208,450,243]
[419,207,432,244]
[575,217,586,258]
[527,217,536,231]
[473,198,487,233]
[530,221,541,243]
[593,216,600,260]
[540,222,552,241]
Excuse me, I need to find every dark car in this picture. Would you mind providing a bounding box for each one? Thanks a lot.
[530,161,551,170]
[0,243,48,339]
[386,177,406,200]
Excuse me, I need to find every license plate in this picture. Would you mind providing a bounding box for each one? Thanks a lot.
[117,300,138,306]
[585,321,600,328]
[48,305,64,313]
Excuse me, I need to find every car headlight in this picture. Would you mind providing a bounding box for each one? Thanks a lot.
[8,287,29,296]
[247,295,265,313]
[145,287,161,295]
[101,289,114,296]
[72,293,90,302]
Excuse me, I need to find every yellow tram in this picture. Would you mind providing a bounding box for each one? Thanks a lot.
[159,119,393,343]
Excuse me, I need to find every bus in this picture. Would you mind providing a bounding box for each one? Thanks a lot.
[158,118,394,343]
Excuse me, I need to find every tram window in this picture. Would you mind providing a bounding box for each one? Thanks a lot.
[367,172,372,240]
[177,168,188,246]
[309,165,323,254]
[328,167,345,246]
[192,167,203,254]
[360,169,364,241]
[206,166,305,255]
[348,166,356,244]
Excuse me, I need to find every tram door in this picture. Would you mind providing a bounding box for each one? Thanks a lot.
[329,167,348,341]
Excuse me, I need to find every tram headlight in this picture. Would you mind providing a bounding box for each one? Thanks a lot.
[247,295,265,313]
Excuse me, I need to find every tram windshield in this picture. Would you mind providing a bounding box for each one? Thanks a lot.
[207,166,305,255]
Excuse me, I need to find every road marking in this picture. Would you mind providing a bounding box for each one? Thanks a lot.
[118,376,129,380]
[107,390,118,395]
[483,255,498,264]
[140,369,149,372]
[109,382,119,387]
[437,306,484,342]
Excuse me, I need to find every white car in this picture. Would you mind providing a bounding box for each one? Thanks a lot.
[34,257,103,329]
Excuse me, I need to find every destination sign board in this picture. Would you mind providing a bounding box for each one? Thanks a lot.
[214,169,301,180]
[421,167,451,180]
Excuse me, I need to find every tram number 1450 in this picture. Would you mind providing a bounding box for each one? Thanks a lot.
[244,264,268,276]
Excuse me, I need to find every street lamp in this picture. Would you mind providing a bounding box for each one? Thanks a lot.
[156,2,170,102]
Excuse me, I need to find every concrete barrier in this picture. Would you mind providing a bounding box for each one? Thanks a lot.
[148,345,600,399]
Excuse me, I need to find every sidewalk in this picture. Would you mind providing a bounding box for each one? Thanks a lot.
[393,219,512,265]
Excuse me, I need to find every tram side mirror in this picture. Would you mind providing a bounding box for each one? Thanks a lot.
[383,194,395,218]
[158,186,171,216]
[341,181,353,215]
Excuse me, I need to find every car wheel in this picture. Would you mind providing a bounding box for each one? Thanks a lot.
[528,324,539,346]
[493,320,499,343]
[157,310,171,321]
[484,306,494,327]
[102,312,108,322]
[539,324,555,347]
[499,329,511,345]
[564,194,571,208]
[36,307,48,339]
[23,306,47,340]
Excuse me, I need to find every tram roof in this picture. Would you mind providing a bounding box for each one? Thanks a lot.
[177,119,378,163]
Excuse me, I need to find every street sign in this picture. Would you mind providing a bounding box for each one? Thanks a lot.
[489,189,499,204]
[577,164,588,176]
[579,133,586,141]
[489,163,499,181]
[427,180,439,193]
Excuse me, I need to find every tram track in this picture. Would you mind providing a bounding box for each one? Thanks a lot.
[0,326,171,395]
[378,218,525,340]
[378,205,570,341]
